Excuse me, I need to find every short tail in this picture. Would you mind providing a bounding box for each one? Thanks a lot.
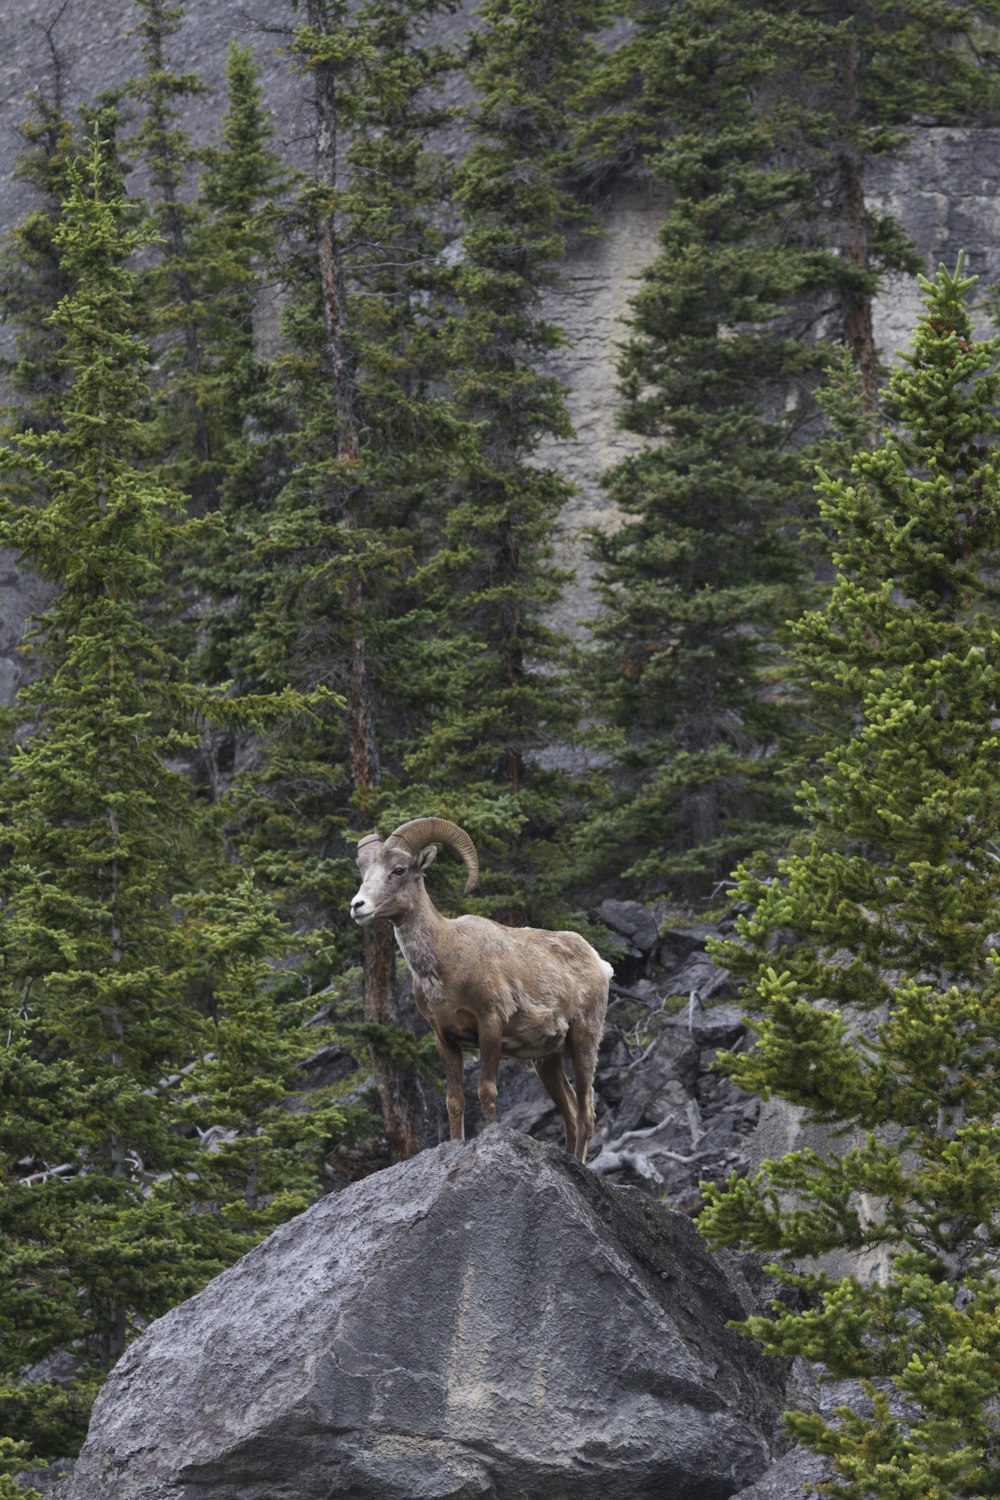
[600,959,614,981]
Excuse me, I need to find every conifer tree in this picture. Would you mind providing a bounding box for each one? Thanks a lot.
[414,0,609,924]
[700,261,1000,1496]
[126,0,216,511]
[175,36,284,538]
[225,0,464,1160]
[577,0,831,904]
[0,130,353,1465]
[576,0,1000,905]
[169,874,373,1233]
[0,85,75,436]
[127,19,287,799]
[0,1440,39,1500]
[181,38,287,779]
[795,0,1000,412]
[0,22,122,437]
[0,127,212,1455]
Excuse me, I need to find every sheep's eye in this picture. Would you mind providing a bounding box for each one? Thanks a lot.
[390,866,407,878]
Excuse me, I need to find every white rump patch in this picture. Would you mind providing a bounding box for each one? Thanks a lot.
[600,959,614,980]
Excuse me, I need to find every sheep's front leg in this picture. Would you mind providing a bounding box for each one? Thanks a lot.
[435,1032,466,1141]
[476,1016,503,1127]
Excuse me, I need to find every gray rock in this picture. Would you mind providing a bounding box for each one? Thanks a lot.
[657,922,718,970]
[17,1463,75,1499]
[0,655,18,707]
[66,1127,788,1500]
[595,898,660,954]
[729,1445,831,1498]
[298,1040,357,1092]
[669,953,739,1005]
[610,1018,701,1136]
[690,1003,747,1051]
[21,1349,85,1386]
[491,1057,560,1138]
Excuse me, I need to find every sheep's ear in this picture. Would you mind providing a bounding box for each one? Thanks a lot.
[414,844,438,875]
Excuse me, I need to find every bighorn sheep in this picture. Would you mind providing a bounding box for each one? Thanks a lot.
[350,817,612,1162]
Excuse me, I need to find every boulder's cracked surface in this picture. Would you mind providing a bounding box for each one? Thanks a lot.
[65,1127,787,1500]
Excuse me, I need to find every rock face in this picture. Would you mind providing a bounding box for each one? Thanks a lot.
[65,1127,788,1500]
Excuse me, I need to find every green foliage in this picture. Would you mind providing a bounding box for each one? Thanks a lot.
[5,1,1000,1485]
[0,131,358,1464]
[170,876,374,1236]
[577,0,831,902]
[0,130,213,1451]
[415,0,610,923]
[220,0,464,940]
[572,0,1000,907]
[700,261,1000,1495]
[182,38,288,702]
[0,1437,42,1500]
[126,0,217,511]
[0,86,78,436]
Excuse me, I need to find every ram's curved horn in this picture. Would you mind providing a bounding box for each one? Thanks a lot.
[384,817,479,895]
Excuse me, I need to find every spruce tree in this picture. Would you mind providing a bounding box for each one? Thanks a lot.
[168,873,373,1234]
[0,130,353,1465]
[0,128,212,1456]
[194,40,283,482]
[126,0,216,512]
[225,0,464,1160]
[171,35,284,547]
[180,38,287,787]
[0,84,76,437]
[0,1441,39,1500]
[575,0,1000,905]
[577,0,831,904]
[700,261,1000,1496]
[796,0,1000,412]
[415,0,609,924]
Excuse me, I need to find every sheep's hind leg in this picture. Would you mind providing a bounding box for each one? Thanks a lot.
[568,1025,601,1163]
[535,1053,578,1155]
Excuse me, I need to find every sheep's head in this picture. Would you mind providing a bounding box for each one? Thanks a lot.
[349,817,479,926]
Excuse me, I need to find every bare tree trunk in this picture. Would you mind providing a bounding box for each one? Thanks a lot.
[838,38,879,422]
[683,660,721,881]
[141,0,215,514]
[499,521,528,926]
[95,417,129,1366]
[363,917,422,1160]
[307,0,421,1161]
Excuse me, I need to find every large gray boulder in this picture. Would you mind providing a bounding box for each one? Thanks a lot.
[66,1127,788,1500]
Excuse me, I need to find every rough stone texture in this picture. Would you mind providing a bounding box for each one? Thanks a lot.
[594,898,660,955]
[0,551,52,706]
[65,1127,788,1500]
[728,1371,897,1497]
[16,1463,75,1499]
[536,190,666,633]
[729,1446,832,1499]
[868,128,1000,357]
